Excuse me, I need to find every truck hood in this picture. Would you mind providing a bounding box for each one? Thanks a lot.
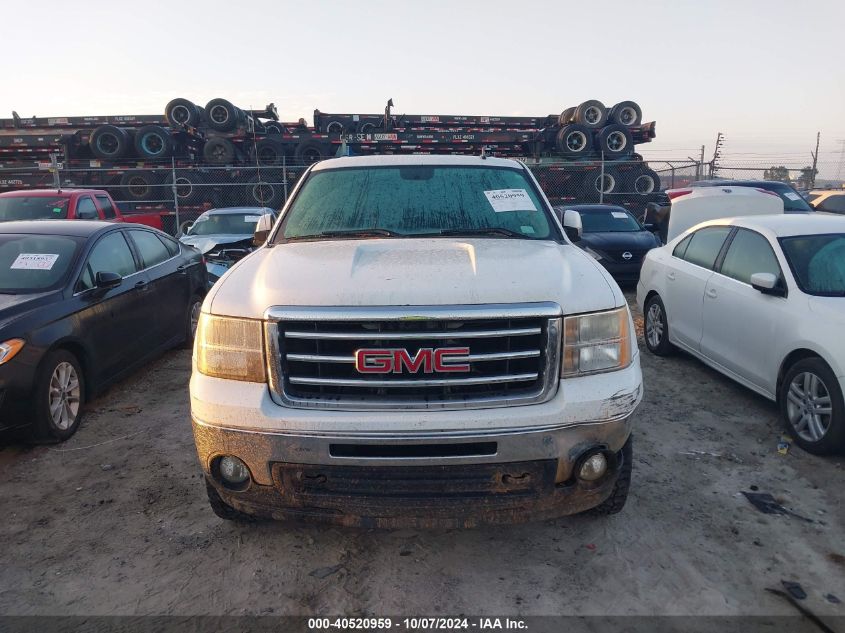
[207,238,620,318]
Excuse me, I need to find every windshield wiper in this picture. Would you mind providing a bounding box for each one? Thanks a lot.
[291,229,404,240]
[437,227,527,239]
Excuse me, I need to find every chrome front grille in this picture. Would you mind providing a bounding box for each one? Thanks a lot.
[265,304,562,410]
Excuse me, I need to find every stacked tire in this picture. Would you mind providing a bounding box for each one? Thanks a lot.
[556,99,641,160]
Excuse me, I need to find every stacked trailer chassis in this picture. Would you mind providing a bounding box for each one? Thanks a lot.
[0,98,661,232]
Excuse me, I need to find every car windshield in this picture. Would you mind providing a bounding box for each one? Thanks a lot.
[780,233,845,296]
[280,165,554,241]
[0,197,70,221]
[0,234,81,293]
[578,208,641,233]
[188,213,265,236]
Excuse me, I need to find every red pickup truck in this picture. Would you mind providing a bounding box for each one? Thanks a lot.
[0,189,164,229]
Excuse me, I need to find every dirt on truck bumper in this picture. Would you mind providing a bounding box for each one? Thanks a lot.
[190,361,642,528]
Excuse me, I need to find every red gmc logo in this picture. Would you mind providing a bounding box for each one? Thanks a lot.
[355,347,470,374]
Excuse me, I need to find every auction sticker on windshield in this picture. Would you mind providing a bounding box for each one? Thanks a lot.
[11,253,59,270]
[484,189,537,212]
[244,216,261,223]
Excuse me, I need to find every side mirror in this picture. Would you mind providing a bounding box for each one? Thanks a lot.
[750,272,785,297]
[95,271,122,290]
[562,209,582,242]
[253,214,274,246]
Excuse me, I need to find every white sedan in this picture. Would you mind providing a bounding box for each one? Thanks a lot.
[637,214,845,455]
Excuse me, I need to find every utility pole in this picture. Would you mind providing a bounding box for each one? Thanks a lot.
[810,132,820,189]
[711,133,724,178]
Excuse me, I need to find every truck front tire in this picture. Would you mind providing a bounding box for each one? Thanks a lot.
[587,436,632,515]
[205,479,254,522]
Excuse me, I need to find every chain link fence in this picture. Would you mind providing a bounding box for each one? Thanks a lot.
[0,157,838,235]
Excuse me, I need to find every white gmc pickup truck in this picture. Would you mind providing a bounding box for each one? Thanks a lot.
[190,155,642,527]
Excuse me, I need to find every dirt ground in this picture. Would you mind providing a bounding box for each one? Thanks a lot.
[1,292,843,617]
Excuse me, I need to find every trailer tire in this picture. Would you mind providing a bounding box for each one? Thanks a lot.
[581,167,622,199]
[205,98,243,132]
[247,174,285,209]
[555,124,593,158]
[626,167,661,194]
[119,170,161,201]
[558,107,576,126]
[263,121,286,135]
[325,120,346,135]
[596,124,633,159]
[165,171,203,204]
[165,98,202,128]
[250,138,287,165]
[609,101,642,127]
[203,138,236,164]
[573,100,608,128]
[294,140,328,164]
[90,125,130,160]
[356,119,379,134]
[134,125,174,160]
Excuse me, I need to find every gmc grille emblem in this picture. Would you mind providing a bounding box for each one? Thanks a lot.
[355,347,470,374]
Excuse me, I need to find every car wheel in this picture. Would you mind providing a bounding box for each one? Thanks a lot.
[780,358,845,455]
[205,479,255,522]
[182,295,203,349]
[588,436,632,515]
[643,294,674,356]
[32,350,85,442]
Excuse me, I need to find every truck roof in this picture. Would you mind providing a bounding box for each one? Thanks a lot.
[0,188,108,198]
[311,155,525,171]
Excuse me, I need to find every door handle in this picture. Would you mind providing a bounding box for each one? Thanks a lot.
[134,280,149,291]
[667,271,676,281]
[706,288,717,298]
[177,264,189,275]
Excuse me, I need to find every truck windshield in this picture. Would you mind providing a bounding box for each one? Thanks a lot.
[780,233,845,296]
[0,197,70,221]
[0,234,81,293]
[280,166,555,241]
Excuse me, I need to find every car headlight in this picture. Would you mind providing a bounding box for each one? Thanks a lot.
[583,246,604,261]
[0,338,25,366]
[562,307,633,377]
[195,314,266,382]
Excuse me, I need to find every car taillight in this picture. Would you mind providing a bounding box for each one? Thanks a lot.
[666,189,692,200]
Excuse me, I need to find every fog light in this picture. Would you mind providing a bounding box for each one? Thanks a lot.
[578,453,608,482]
[218,456,250,485]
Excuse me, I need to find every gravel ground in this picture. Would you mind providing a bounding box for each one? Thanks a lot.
[0,292,843,617]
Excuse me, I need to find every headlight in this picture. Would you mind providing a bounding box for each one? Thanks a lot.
[195,314,266,382]
[562,307,633,377]
[0,339,24,366]
[583,246,604,261]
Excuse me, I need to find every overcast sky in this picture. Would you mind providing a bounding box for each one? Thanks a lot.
[2,0,843,174]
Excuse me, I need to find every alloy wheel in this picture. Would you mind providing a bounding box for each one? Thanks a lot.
[48,362,81,431]
[786,372,832,442]
[646,303,664,349]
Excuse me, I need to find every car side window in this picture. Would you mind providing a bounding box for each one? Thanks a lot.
[96,195,117,219]
[130,229,171,269]
[157,234,180,257]
[820,195,845,213]
[719,229,781,285]
[681,226,732,270]
[672,234,693,259]
[76,232,138,291]
[76,196,99,220]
